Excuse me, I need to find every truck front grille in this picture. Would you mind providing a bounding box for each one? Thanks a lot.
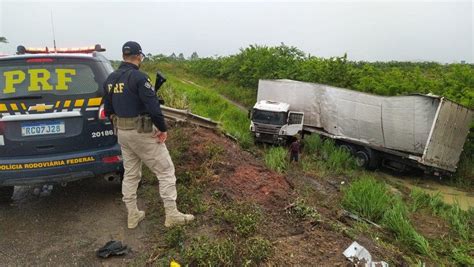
[254,123,281,135]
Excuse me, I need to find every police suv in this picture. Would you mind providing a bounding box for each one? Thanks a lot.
[0,45,123,202]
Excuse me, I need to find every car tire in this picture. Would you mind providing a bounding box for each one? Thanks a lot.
[0,186,14,203]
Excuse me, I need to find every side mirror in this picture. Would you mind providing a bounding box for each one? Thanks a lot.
[248,109,252,119]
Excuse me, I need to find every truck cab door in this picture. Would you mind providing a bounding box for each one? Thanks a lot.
[282,112,304,136]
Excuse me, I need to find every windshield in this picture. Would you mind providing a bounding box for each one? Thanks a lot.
[252,109,287,125]
[0,59,104,100]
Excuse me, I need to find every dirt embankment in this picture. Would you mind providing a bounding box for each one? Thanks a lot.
[0,124,408,265]
[163,126,407,265]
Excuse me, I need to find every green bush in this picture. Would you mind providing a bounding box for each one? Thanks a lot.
[264,147,289,173]
[342,175,392,222]
[186,45,473,110]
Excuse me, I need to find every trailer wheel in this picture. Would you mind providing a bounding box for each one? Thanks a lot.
[0,186,14,203]
[339,144,356,155]
[355,149,380,170]
[355,151,370,168]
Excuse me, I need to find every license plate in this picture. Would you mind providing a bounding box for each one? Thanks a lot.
[21,120,65,137]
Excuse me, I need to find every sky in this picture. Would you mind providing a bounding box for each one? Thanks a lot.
[0,0,472,63]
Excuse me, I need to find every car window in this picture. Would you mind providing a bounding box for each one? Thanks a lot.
[0,60,102,99]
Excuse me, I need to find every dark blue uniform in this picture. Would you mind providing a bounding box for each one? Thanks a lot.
[103,62,167,132]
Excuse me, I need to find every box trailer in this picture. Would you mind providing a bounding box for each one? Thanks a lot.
[250,79,473,174]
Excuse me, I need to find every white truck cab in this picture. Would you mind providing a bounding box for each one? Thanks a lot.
[250,100,304,144]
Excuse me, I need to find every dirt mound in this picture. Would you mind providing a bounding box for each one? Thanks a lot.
[183,127,291,208]
[218,164,290,208]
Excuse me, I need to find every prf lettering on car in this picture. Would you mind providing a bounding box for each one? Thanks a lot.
[2,68,76,94]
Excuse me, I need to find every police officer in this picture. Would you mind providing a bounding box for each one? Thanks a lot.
[103,41,194,229]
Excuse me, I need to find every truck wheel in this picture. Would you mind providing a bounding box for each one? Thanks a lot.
[355,149,380,170]
[0,186,14,203]
[339,144,356,155]
[355,150,370,168]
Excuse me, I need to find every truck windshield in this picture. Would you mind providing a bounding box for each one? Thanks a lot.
[252,109,287,125]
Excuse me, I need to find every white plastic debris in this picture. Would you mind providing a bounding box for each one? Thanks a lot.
[343,241,389,267]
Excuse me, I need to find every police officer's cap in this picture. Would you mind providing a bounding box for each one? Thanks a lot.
[122,41,145,57]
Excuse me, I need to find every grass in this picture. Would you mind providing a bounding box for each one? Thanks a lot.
[451,245,474,265]
[183,235,273,266]
[176,183,208,214]
[144,62,253,149]
[325,147,357,173]
[445,202,471,240]
[342,176,433,258]
[342,175,392,222]
[287,197,321,223]
[264,146,289,173]
[215,202,262,237]
[242,237,274,265]
[158,83,189,109]
[167,127,191,164]
[165,226,186,249]
[184,236,237,266]
[409,188,473,241]
[382,200,431,256]
[138,61,473,265]
[452,153,474,188]
[302,133,324,156]
[409,187,434,212]
[150,61,257,109]
[343,176,474,263]
[301,135,357,175]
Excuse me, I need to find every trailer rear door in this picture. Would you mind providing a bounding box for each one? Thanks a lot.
[420,98,473,172]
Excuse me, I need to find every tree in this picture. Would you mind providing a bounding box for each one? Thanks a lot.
[190,51,199,60]
[178,53,185,61]
[0,37,7,43]
[169,53,177,60]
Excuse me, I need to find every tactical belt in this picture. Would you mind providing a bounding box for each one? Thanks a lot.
[114,115,153,133]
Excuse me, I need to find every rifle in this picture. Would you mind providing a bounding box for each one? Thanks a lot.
[155,71,167,104]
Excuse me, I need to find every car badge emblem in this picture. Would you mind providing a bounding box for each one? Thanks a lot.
[28,103,54,112]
